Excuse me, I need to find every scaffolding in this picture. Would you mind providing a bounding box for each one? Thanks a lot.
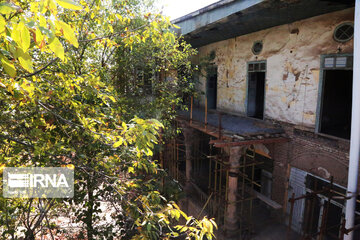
[287,176,360,240]
[163,96,287,238]
[163,95,360,239]
[164,131,265,239]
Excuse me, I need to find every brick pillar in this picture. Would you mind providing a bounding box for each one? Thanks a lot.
[225,146,243,238]
[271,142,290,205]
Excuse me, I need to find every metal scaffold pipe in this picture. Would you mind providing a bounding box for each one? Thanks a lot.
[344,1,360,239]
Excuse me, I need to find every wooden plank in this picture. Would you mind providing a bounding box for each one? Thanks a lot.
[255,191,283,209]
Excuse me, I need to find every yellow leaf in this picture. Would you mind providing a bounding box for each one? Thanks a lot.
[12,21,30,52]
[48,37,64,60]
[1,57,16,77]
[30,2,39,13]
[116,14,122,21]
[0,3,17,15]
[35,28,44,46]
[19,21,30,52]
[0,164,5,173]
[55,0,82,10]
[66,164,75,169]
[122,121,127,131]
[57,20,78,48]
[113,139,123,148]
[0,15,6,34]
[20,79,35,97]
[15,48,33,72]
[108,95,116,102]
[48,0,57,13]
[39,15,47,28]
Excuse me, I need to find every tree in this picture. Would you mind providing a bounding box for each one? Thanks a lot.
[0,0,215,239]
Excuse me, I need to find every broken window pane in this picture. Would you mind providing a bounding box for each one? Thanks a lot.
[260,62,266,71]
[248,64,254,71]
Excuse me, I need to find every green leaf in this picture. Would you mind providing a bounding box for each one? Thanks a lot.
[55,0,82,10]
[48,37,64,60]
[1,57,16,77]
[0,3,17,15]
[57,20,78,48]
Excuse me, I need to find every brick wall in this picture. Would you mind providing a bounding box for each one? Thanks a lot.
[269,122,350,205]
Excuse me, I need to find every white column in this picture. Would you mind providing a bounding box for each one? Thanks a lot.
[344,2,360,239]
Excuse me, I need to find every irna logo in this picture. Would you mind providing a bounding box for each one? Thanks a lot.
[3,167,74,198]
[8,173,69,188]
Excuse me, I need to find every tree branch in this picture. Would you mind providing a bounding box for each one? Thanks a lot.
[0,134,34,148]
[79,23,149,43]
[21,58,59,79]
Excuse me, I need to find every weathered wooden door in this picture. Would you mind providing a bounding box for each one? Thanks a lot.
[288,167,307,233]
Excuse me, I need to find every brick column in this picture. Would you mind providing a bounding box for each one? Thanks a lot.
[271,142,290,205]
[225,146,243,238]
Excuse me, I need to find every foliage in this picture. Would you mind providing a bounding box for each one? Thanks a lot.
[111,2,198,138]
[0,0,215,239]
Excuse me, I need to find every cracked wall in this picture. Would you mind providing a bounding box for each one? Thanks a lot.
[195,8,354,129]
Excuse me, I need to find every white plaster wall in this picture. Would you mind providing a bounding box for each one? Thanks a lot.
[196,8,354,128]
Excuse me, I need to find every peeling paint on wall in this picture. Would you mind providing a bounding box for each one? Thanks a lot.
[196,8,354,128]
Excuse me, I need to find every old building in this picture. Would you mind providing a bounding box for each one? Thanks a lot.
[163,0,360,239]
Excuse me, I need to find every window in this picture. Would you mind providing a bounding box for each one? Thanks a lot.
[247,61,266,119]
[317,55,353,139]
[304,175,345,239]
[252,41,263,55]
[334,22,354,43]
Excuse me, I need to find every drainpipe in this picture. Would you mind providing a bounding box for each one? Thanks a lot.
[344,1,360,239]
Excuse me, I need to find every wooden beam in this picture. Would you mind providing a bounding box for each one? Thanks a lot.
[255,191,282,210]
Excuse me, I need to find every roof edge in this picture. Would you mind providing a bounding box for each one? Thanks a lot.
[171,0,236,24]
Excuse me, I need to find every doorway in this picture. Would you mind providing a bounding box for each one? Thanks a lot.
[247,61,266,119]
[317,55,353,139]
[206,66,217,110]
[320,70,352,139]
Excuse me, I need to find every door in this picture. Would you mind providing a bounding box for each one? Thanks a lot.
[247,62,266,119]
[206,66,217,109]
[288,167,307,233]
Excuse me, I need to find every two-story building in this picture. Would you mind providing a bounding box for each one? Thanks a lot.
[163,0,359,239]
